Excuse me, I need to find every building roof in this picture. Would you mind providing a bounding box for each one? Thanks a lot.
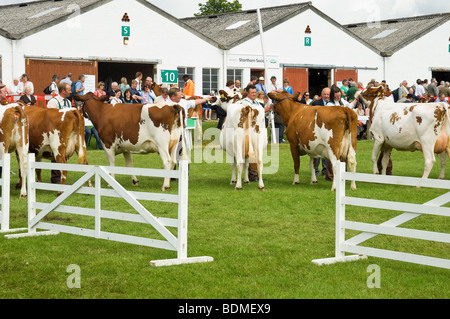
[0,0,218,47]
[181,2,311,50]
[180,2,381,53]
[0,0,113,39]
[345,13,450,56]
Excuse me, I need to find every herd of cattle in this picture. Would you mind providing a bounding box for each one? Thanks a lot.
[0,84,449,198]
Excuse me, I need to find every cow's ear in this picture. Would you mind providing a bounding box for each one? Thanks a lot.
[99,95,108,102]
[292,92,301,100]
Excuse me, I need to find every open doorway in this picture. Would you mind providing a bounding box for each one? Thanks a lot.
[98,62,155,91]
[308,68,330,98]
[432,70,450,84]
[250,69,264,86]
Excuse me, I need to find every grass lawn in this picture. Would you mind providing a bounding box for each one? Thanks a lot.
[0,120,449,299]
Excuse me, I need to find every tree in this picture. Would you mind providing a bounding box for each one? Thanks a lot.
[194,0,242,17]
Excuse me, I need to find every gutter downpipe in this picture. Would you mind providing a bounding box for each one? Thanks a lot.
[257,8,277,144]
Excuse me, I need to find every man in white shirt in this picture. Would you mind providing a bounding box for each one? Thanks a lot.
[8,78,21,95]
[47,83,72,109]
[414,79,425,98]
[268,76,279,92]
[49,74,60,95]
[397,80,408,101]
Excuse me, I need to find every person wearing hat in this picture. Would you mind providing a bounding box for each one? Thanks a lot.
[268,76,279,92]
[255,76,267,95]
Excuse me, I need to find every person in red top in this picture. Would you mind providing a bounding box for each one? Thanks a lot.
[182,74,194,97]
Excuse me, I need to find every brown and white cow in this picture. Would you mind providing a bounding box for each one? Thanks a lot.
[361,85,450,180]
[17,105,90,191]
[0,102,29,197]
[73,93,187,191]
[220,100,267,190]
[268,91,358,191]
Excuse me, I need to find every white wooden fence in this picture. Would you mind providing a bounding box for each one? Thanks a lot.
[6,153,213,267]
[312,162,450,269]
[0,154,26,234]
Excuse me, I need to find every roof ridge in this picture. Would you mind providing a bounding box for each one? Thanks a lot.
[345,12,450,27]
[180,1,311,20]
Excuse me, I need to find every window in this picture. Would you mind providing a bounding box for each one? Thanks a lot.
[227,69,243,83]
[177,67,194,89]
[202,68,219,95]
[371,29,398,39]
[225,20,251,30]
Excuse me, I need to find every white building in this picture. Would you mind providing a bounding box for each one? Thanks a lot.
[0,0,448,97]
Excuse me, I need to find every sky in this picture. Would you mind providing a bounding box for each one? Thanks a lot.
[2,0,449,24]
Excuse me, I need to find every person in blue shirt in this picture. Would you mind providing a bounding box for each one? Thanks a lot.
[140,84,156,104]
[255,77,267,95]
[282,78,293,95]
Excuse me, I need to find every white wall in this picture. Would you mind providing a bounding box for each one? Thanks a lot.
[11,0,223,95]
[385,20,450,88]
[0,36,12,85]
[229,8,383,86]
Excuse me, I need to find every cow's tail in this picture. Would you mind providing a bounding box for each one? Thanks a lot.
[246,106,257,166]
[72,109,89,165]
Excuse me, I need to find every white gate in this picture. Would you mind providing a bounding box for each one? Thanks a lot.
[0,154,26,234]
[7,153,213,267]
[312,162,450,269]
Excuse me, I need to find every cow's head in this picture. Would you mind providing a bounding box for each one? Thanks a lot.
[268,90,301,114]
[151,83,162,97]
[73,92,108,103]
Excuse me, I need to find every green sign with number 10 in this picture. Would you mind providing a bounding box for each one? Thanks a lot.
[161,70,178,84]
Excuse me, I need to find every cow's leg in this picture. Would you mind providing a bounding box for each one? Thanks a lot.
[438,152,446,179]
[347,145,357,191]
[123,152,138,186]
[158,151,172,191]
[235,161,244,190]
[309,156,317,184]
[243,158,250,184]
[290,143,300,184]
[380,149,392,175]
[421,147,436,180]
[230,160,237,184]
[16,148,28,198]
[328,151,339,191]
[371,140,383,174]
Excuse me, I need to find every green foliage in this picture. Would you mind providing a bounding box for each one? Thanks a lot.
[195,0,242,17]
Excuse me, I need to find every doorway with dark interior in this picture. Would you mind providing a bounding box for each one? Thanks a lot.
[308,68,330,98]
[432,70,450,85]
[98,62,155,92]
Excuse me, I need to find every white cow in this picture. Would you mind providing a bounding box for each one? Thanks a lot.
[362,86,450,179]
[0,102,29,198]
[219,100,267,190]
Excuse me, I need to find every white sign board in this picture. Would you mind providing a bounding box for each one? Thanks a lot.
[84,75,96,93]
[227,54,279,69]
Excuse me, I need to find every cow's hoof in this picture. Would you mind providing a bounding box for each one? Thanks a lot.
[20,194,27,199]
[235,187,242,191]
[230,180,236,184]
[311,180,318,184]
[244,180,250,184]
[162,186,170,192]
[292,182,299,185]
[132,179,139,186]
[57,191,63,197]
[258,187,264,191]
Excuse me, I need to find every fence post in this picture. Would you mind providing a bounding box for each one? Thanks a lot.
[177,160,188,260]
[27,153,37,235]
[335,161,346,260]
[1,154,10,231]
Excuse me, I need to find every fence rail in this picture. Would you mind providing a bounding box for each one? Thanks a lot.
[312,162,450,270]
[6,153,213,267]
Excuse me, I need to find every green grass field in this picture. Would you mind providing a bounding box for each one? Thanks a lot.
[0,121,449,299]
